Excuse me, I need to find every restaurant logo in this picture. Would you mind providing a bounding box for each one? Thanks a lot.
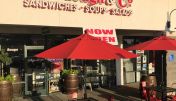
[65,0,133,8]
[23,0,133,16]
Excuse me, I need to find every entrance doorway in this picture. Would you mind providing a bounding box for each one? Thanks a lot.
[24,45,49,96]
[123,36,155,84]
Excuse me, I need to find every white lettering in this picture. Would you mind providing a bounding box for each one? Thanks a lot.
[23,0,77,12]
[36,0,43,8]
[94,29,102,34]
[86,29,113,35]
[42,0,48,8]
[23,0,30,7]
[84,6,106,14]
[7,48,19,52]
[23,0,132,16]
[48,1,56,9]
[30,0,36,8]
[84,28,117,45]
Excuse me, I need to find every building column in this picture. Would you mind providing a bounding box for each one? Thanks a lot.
[116,35,124,85]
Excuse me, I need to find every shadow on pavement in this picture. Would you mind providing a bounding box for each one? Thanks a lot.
[30,96,44,101]
[94,84,142,101]
[77,97,98,101]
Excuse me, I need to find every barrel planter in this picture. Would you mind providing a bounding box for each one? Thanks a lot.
[12,74,22,97]
[0,81,13,101]
[147,74,157,87]
[139,75,148,98]
[10,68,22,97]
[65,74,79,94]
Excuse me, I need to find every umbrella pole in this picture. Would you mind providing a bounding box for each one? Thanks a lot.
[161,53,166,101]
[82,60,87,99]
[161,54,164,101]
[84,79,87,99]
[83,69,87,99]
[161,54,164,85]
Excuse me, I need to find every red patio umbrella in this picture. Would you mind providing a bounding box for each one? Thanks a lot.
[35,33,137,60]
[126,36,176,50]
[126,35,176,83]
[126,35,176,101]
[35,33,137,99]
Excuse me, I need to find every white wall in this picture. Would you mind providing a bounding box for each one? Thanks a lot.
[1,0,176,86]
[0,0,176,30]
[116,35,123,85]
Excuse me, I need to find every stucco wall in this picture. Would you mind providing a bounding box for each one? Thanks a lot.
[166,32,176,87]
[167,50,176,87]
[0,0,176,30]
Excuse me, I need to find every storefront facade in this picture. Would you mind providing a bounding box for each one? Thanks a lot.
[0,0,176,92]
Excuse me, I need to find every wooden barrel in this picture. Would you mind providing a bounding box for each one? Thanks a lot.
[10,68,22,97]
[139,75,148,98]
[140,75,148,88]
[12,74,22,97]
[65,74,79,94]
[147,74,157,87]
[0,81,13,101]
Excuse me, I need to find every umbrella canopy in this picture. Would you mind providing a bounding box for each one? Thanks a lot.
[125,35,176,101]
[35,33,137,60]
[126,35,176,50]
[35,33,137,100]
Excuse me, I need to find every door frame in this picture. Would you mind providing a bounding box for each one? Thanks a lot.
[24,45,49,96]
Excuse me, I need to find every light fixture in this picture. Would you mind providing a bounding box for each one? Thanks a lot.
[166,9,176,31]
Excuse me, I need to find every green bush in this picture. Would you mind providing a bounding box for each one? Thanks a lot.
[0,74,14,82]
[61,69,79,77]
[0,49,12,65]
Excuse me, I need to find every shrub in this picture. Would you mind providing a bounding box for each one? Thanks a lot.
[0,74,14,82]
[61,69,79,77]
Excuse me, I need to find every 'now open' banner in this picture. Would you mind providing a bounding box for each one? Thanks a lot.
[84,28,118,45]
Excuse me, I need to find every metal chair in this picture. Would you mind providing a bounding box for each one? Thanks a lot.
[85,77,92,91]
[167,83,176,101]
[140,81,161,101]
[140,81,148,100]
[148,88,161,101]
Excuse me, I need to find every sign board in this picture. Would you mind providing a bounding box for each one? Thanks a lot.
[23,0,133,16]
[84,28,118,45]
[169,54,174,62]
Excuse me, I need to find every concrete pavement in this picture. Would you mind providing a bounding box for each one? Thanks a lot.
[12,83,144,101]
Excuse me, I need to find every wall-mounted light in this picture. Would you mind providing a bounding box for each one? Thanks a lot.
[166,9,176,31]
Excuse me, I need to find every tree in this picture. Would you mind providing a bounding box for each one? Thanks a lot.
[0,49,12,77]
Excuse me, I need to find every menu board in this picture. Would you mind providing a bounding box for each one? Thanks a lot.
[136,50,148,81]
[136,50,144,71]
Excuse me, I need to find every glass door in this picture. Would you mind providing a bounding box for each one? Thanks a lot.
[136,50,148,82]
[123,36,152,84]
[24,45,49,96]
[123,58,136,83]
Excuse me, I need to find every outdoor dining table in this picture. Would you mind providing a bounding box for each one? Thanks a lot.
[147,85,176,101]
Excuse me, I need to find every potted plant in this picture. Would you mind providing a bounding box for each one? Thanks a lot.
[61,69,79,94]
[61,69,79,77]
[0,75,14,101]
[0,49,13,101]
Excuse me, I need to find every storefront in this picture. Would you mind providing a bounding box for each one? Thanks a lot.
[0,0,176,95]
[117,30,163,84]
[0,25,83,95]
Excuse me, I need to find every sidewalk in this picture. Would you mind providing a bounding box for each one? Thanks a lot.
[13,83,144,101]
